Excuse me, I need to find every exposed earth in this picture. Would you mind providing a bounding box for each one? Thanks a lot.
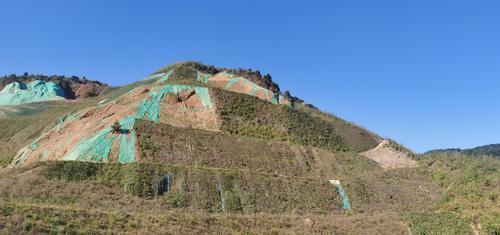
[0,62,498,234]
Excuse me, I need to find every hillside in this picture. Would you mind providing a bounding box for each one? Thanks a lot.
[0,74,108,105]
[427,144,500,158]
[0,62,498,234]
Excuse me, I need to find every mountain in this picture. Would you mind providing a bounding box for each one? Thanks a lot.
[426,144,500,158]
[0,74,108,103]
[0,62,498,234]
[0,80,66,105]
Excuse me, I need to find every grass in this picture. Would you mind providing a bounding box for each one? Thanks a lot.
[406,211,471,235]
[419,153,500,234]
[0,62,497,233]
[135,119,367,179]
[0,157,455,234]
[212,88,348,152]
[29,161,341,214]
[295,103,380,152]
[0,202,417,234]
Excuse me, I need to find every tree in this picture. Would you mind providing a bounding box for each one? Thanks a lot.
[111,121,121,134]
[263,74,273,82]
[283,90,292,100]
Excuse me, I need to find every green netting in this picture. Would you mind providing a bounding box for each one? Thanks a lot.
[194,87,213,108]
[55,115,66,130]
[223,76,281,104]
[118,116,136,163]
[30,141,38,151]
[13,150,28,166]
[39,150,49,161]
[156,69,174,84]
[142,73,165,81]
[0,80,66,105]
[63,128,116,162]
[11,83,216,166]
[136,84,211,122]
[196,72,211,83]
[271,93,280,104]
[331,181,351,210]
[216,183,226,212]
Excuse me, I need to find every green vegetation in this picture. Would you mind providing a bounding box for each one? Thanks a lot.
[295,103,380,152]
[407,211,471,235]
[420,153,500,234]
[155,61,280,92]
[1,62,497,234]
[427,144,500,158]
[135,119,349,178]
[12,161,340,214]
[212,88,348,152]
[0,73,107,99]
[155,61,220,75]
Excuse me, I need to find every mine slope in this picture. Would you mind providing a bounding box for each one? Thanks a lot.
[0,62,498,234]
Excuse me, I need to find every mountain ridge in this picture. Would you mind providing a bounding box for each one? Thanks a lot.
[426,143,500,157]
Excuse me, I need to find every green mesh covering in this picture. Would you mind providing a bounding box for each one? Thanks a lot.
[58,85,213,164]
[330,180,351,210]
[63,128,116,162]
[11,83,216,166]
[156,69,174,84]
[0,80,66,105]
[222,76,280,104]
[118,116,136,163]
[136,84,212,122]
[13,150,28,166]
[216,183,226,212]
[55,115,66,130]
[40,150,49,161]
[196,72,211,83]
[142,73,165,81]
[194,87,213,108]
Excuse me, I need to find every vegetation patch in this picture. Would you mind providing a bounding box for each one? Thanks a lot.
[212,88,347,152]
[407,211,471,235]
[420,153,500,234]
[37,161,340,214]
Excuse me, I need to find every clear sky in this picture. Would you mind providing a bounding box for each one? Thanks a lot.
[1,1,499,153]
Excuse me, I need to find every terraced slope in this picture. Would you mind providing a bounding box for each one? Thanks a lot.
[10,62,380,168]
[2,62,495,234]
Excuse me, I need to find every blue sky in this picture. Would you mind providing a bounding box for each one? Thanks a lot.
[1,0,499,152]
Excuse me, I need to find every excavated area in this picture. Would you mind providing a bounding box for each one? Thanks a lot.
[206,71,287,105]
[9,69,290,168]
[360,140,418,170]
[10,83,218,167]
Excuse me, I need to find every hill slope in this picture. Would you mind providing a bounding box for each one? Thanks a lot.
[0,62,498,234]
[0,74,108,105]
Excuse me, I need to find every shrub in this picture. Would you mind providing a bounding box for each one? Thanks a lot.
[43,161,98,181]
[111,121,121,134]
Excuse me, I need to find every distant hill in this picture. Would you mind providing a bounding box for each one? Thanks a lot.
[0,73,108,102]
[426,144,500,157]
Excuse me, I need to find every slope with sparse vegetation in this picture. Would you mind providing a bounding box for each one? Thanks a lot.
[0,62,497,234]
